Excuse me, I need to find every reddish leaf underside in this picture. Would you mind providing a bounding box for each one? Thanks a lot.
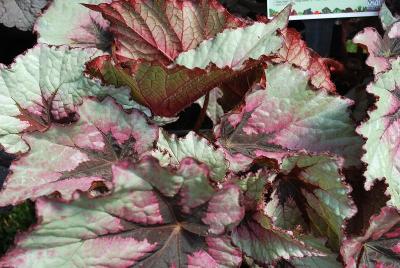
[86,55,260,116]
[84,0,245,64]
[277,28,336,92]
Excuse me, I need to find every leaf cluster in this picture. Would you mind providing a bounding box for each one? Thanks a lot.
[0,1,399,267]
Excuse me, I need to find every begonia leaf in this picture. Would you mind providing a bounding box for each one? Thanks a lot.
[266,191,305,231]
[353,22,400,75]
[151,129,227,181]
[276,28,336,92]
[307,54,337,92]
[85,1,288,117]
[0,45,140,154]
[358,58,400,208]
[175,5,290,70]
[85,0,245,64]
[202,184,245,235]
[380,3,398,30]
[86,55,259,117]
[216,64,362,172]
[196,88,224,126]
[218,65,264,112]
[276,28,309,69]
[231,212,324,265]
[35,0,112,50]
[0,157,244,267]
[190,236,242,267]
[265,155,356,247]
[341,206,400,268]
[0,98,158,206]
[0,0,48,31]
[237,169,272,211]
[177,158,215,213]
[289,236,341,268]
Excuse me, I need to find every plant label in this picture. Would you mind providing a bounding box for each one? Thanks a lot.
[268,0,384,20]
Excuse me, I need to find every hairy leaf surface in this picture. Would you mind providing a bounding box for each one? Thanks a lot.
[0,98,158,206]
[216,64,362,171]
[0,158,243,268]
[358,58,400,208]
[341,207,400,268]
[35,0,112,50]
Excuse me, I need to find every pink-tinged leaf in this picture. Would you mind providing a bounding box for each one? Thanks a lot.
[85,0,245,64]
[151,130,227,181]
[178,158,215,213]
[205,236,243,267]
[392,243,400,254]
[188,236,243,268]
[0,45,137,154]
[389,22,400,39]
[196,88,224,126]
[131,157,183,197]
[216,64,362,170]
[341,207,400,268]
[238,169,270,211]
[188,251,218,268]
[0,97,158,206]
[1,157,244,267]
[265,155,356,248]
[308,53,337,92]
[278,28,310,69]
[289,236,342,267]
[175,6,290,70]
[353,27,400,75]
[0,158,166,267]
[202,184,245,235]
[231,212,324,265]
[35,0,112,50]
[86,55,260,117]
[358,58,400,208]
[277,28,336,92]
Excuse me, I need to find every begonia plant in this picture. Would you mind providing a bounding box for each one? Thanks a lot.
[0,0,399,267]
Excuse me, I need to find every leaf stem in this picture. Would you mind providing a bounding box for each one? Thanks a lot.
[194,92,210,133]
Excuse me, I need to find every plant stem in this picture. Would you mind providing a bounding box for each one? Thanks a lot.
[194,92,210,133]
